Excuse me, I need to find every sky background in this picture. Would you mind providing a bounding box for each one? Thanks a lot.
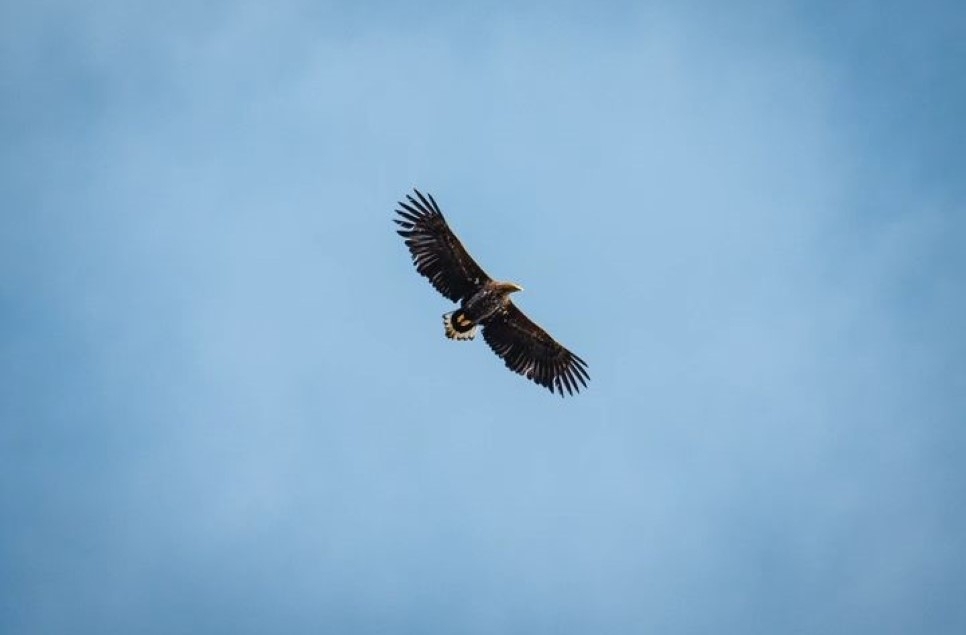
[2,1,965,633]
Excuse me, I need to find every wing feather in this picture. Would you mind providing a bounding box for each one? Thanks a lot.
[481,303,589,397]
[394,189,490,302]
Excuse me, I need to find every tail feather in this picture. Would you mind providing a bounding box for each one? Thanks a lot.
[443,310,477,340]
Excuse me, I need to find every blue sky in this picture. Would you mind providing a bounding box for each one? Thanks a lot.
[2,1,964,632]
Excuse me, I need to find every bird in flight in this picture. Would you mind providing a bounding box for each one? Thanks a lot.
[394,189,589,396]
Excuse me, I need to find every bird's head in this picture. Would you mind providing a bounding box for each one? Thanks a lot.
[496,281,524,294]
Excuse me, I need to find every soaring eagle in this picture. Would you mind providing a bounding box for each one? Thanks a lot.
[394,189,589,396]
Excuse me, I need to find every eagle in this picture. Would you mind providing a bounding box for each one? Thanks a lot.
[394,188,589,396]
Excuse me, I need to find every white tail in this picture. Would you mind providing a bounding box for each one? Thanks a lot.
[443,312,477,340]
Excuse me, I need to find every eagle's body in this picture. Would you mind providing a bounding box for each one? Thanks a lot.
[443,280,522,341]
[394,189,589,396]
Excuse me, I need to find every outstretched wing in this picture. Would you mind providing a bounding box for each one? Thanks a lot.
[482,303,590,396]
[394,189,490,303]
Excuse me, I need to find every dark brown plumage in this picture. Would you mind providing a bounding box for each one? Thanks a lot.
[394,188,589,396]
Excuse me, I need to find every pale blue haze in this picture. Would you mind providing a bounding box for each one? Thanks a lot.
[2,1,964,633]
